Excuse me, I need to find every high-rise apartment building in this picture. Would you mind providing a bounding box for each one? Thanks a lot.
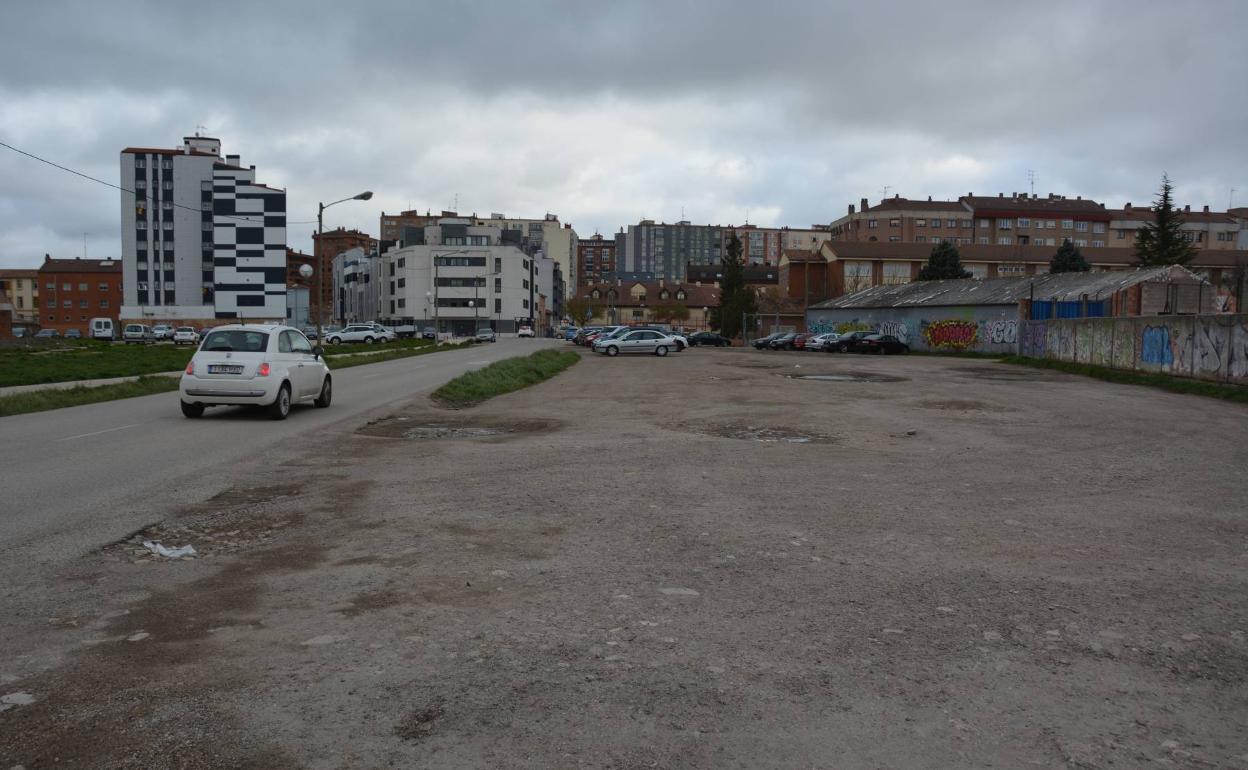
[620,220,723,282]
[120,135,286,323]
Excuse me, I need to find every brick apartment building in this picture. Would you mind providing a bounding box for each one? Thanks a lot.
[0,268,39,324]
[311,228,377,323]
[577,234,616,287]
[37,257,123,335]
[0,288,15,338]
[379,210,454,242]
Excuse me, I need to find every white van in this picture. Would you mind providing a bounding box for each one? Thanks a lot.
[123,323,156,344]
[90,317,115,341]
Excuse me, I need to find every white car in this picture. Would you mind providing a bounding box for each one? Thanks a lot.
[152,324,174,341]
[172,327,200,346]
[593,329,679,357]
[325,324,395,344]
[179,324,331,420]
[517,325,534,338]
[805,332,840,351]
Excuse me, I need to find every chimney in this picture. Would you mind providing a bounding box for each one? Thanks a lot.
[894,193,899,200]
[860,197,869,211]
[1076,196,1081,200]
[1184,205,1190,212]
[927,195,932,201]
[998,192,1004,198]
[1125,203,1132,211]
[848,204,855,215]
[1203,205,1209,213]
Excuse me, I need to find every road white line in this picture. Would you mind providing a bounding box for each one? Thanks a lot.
[55,423,139,442]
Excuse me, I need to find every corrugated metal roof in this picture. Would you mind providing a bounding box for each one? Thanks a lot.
[809,265,1206,309]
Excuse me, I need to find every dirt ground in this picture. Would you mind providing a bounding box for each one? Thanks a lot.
[3,346,1247,769]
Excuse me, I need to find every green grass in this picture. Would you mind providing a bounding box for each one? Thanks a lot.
[999,356,1248,404]
[322,338,434,357]
[0,375,181,417]
[326,339,473,370]
[432,349,580,408]
[0,341,193,387]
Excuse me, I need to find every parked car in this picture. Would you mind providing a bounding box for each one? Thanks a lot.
[769,332,799,350]
[34,329,60,339]
[123,324,155,344]
[752,332,783,350]
[593,329,678,357]
[832,331,875,353]
[180,324,331,420]
[688,331,731,347]
[172,327,200,345]
[325,324,395,344]
[574,326,603,345]
[625,325,687,351]
[855,334,910,355]
[792,333,813,351]
[517,325,534,338]
[152,324,174,341]
[476,327,497,343]
[89,317,115,341]
[564,326,580,341]
[422,326,437,340]
[805,333,840,352]
[64,329,82,339]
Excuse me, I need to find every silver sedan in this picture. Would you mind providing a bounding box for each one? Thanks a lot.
[593,329,678,357]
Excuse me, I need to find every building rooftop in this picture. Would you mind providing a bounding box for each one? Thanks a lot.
[38,257,121,273]
[822,241,1248,267]
[962,194,1110,219]
[865,197,965,213]
[578,281,720,306]
[810,265,1205,310]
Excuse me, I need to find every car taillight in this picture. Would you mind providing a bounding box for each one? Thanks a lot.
[257,363,271,377]
[185,361,194,375]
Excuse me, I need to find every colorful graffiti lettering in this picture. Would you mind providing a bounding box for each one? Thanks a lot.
[1140,325,1173,365]
[924,320,978,350]
[835,321,873,334]
[984,320,1017,345]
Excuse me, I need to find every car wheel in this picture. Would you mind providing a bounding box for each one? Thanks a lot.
[606,345,619,357]
[180,401,204,418]
[878,346,887,355]
[839,344,849,353]
[364,336,374,344]
[314,375,332,408]
[329,337,341,345]
[655,345,669,357]
[268,383,291,421]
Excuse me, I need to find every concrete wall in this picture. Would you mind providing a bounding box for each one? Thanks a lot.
[805,304,1022,353]
[1019,314,1248,383]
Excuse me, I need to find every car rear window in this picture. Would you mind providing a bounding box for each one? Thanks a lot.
[202,330,269,352]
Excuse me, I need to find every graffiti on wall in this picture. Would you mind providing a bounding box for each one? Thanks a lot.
[877,320,910,343]
[984,320,1017,345]
[1020,321,1046,357]
[923,320,979,350]
[1140,325,1173,365]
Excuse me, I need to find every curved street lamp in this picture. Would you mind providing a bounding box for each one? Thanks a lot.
[315,190,373,343]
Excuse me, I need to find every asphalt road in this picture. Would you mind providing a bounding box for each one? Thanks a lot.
[0,338,559,572]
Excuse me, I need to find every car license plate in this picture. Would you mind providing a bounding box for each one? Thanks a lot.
[208,364,244,374]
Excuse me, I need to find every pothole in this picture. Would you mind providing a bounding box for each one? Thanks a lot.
[785,371,908,383]
[357,415,558,440]
[674,422,835,444]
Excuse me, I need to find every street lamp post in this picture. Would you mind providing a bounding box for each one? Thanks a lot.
[316,190,373,345]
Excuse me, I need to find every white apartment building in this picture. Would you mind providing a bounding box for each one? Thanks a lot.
[120,135,286,323]
[381,219,553,336]
[332,247,385,323]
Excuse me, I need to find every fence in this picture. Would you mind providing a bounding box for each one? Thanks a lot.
[1019,313,1248,384]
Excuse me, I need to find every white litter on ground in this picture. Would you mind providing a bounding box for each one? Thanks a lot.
[141,540,196,559]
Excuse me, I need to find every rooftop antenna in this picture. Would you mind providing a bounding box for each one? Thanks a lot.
[452,192,459,212]
[880,185,892,199]
[1231,187,1237,209]
[745,208,750,225]
[1027,169,1037,196]
[680,205,685,220]
[83,232,87,259]
[195,124,206,137]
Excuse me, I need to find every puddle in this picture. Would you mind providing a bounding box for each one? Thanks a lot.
[357,415,559,440]
[674,422,834,444]
[786,372,907,383]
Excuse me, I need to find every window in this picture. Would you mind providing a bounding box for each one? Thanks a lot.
[1092,240,1105,247]
[467,235,489,246]
[442,237,466,246]
[948,219,958,228]
[888,218,900,228]
[495,277,501,292]
[202,222,213,231]
[201,202,211,211]
[62,299,71,308]
[998,237,1012,245]
[435,256,486,267]
[843,260,874,291]
[164,281,175,290]
[1092,223,1105,234]
[999,219,1012,230]
[62,283,71,291]
[137,221,147,230]
[397,257,406,268]
[162,181,172,190]
[135,180,146,190]
[997,264,1026,275]
[135,158,146,169]
[888,235,901,242]
[494,298,501,314]
[915,219,926,228]
[522,299,529,309]
[915,235,927,243]
[967,264,988,280]
[1060,219,1073,229]
[882,262,911,285]
[100,299,108,307]
[45,282,54,290]
[1117,229,1128,240]
[79,299,88,308]
[867,219,878,229]
[77,282,87,290]
[1017,217,1030,228]
[98,282,108,291]
[46,299,55,308]
[978,237,990,245]
[397,277,406,288]
[1074,239,1088,247]
[1075,221,1088,232]
[978,219,989,229]
[929,219,939,229]
[162,221,173,230]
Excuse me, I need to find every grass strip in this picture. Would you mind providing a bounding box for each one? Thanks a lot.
[0,342,193,387]
[322,338,435,357]
[432,349,580,408]
[1000,356,1248,404]
[0,375,181,417]
[326,340,475,370]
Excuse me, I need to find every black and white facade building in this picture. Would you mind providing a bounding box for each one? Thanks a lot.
[120,135,287,322]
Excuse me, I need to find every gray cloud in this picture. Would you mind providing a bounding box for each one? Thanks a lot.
[1,0,1245,268]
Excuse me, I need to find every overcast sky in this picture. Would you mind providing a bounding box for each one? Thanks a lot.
[1,0,1246,268]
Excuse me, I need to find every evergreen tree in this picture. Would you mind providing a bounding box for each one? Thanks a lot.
[711,232,756,338]
[1135,174,1198,266]
[1049,239,1091,273]
[916,240,972,281]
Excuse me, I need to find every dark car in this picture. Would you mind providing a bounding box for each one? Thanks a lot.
[752,332,783,350]
[855,334,909,355]
[688,331,731,347]
[421,327,437,340]
[768,332,798,351]
[832,331,874,353]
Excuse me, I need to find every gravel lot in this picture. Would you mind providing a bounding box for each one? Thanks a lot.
[3,346,1247,769]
